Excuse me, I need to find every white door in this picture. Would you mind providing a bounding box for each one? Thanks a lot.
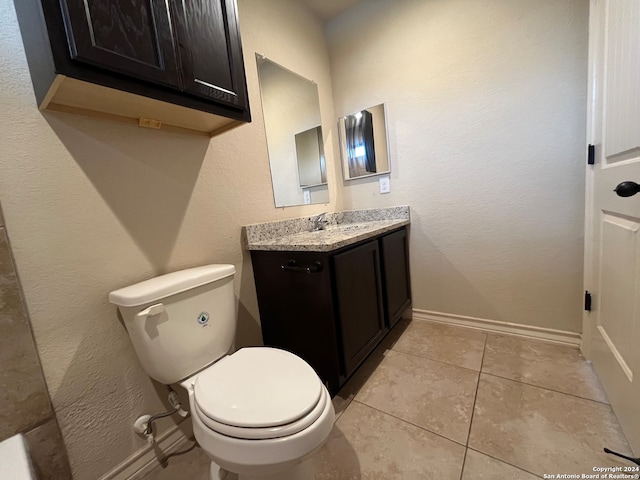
[584,0,640,455]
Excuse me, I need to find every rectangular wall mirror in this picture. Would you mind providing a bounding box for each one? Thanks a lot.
[338,103,390,181]
[295,126,327,187]
[256,55,329,207]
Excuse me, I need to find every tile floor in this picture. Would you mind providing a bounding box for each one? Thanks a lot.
[144,319,634,479]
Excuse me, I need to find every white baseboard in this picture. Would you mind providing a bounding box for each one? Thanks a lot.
[99,421,193,480]
[412,309,582,347]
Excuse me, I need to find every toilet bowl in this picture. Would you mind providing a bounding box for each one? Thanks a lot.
[108,265,335,479]
[181,347,335,476]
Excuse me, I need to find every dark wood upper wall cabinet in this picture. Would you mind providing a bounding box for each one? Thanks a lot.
[172,0,248,109]
[59,0,182,88]
[14,0,250,137]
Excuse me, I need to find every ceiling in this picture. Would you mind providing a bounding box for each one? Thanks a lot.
[297,0,362,21]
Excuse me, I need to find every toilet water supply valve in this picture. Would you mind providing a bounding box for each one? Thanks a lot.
[134,390,189,444]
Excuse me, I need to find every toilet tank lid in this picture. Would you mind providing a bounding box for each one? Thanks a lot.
[109,264,235,307]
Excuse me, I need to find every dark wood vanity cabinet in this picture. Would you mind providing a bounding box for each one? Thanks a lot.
[15,0,250,135]
[251,227,411,395]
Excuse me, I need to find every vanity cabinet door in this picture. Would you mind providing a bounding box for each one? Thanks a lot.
[171,0,248,109]
[58,0,181,87]
[333,240,386,377]
[250,250,342,394]
[380,228,412,328]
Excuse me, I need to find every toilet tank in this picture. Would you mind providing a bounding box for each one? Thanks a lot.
[109,265,236,385]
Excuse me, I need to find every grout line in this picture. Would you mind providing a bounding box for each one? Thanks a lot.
[466,447,543,479]
[459,447,469,480]
[479,371,611,406]
[332,395,355,424]
[390,345,483,374]
[23,414,57,434]
[351,399,468,448]
[459,333,487,480]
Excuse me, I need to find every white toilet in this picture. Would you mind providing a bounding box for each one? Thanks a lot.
[109,264,335,479]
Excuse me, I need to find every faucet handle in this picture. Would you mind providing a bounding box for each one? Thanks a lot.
[312,212,329,230]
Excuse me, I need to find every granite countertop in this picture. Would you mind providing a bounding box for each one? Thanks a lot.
[244,206,410,252]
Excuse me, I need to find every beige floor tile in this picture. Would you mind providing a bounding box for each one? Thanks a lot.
[142,443,209,480]
[304,401,466,479]
[392,320,486,370]
[333,319,412,421]
[461,449,539,479]
[482,334,608,403]
[355,350,479,444]
[469,374,632,477]
[332,353,383,422]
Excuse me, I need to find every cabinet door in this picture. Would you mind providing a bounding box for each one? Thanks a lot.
[250,251,342,394]
[58,0,181,87]
[170,0,249,109]
[380,228,411,328]
[333,240,386,377]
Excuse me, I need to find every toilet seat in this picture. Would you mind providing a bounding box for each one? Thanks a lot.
[193,347,326,440]
[194,387,329,439]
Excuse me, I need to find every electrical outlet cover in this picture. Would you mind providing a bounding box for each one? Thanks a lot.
[379,175,390,194]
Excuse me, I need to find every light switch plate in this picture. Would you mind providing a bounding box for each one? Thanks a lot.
[379,175,390,194]
[303,190,311,204]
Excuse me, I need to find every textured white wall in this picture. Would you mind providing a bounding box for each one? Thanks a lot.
[0,0,340,477]
[327,0,588,331]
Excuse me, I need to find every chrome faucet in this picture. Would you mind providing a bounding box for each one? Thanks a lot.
[312,212,329,231]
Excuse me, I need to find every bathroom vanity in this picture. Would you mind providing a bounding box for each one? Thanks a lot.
[246,207,411,395]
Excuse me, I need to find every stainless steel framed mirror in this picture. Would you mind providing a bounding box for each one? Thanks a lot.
[338,103,390,181]
[256,55,329,207]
